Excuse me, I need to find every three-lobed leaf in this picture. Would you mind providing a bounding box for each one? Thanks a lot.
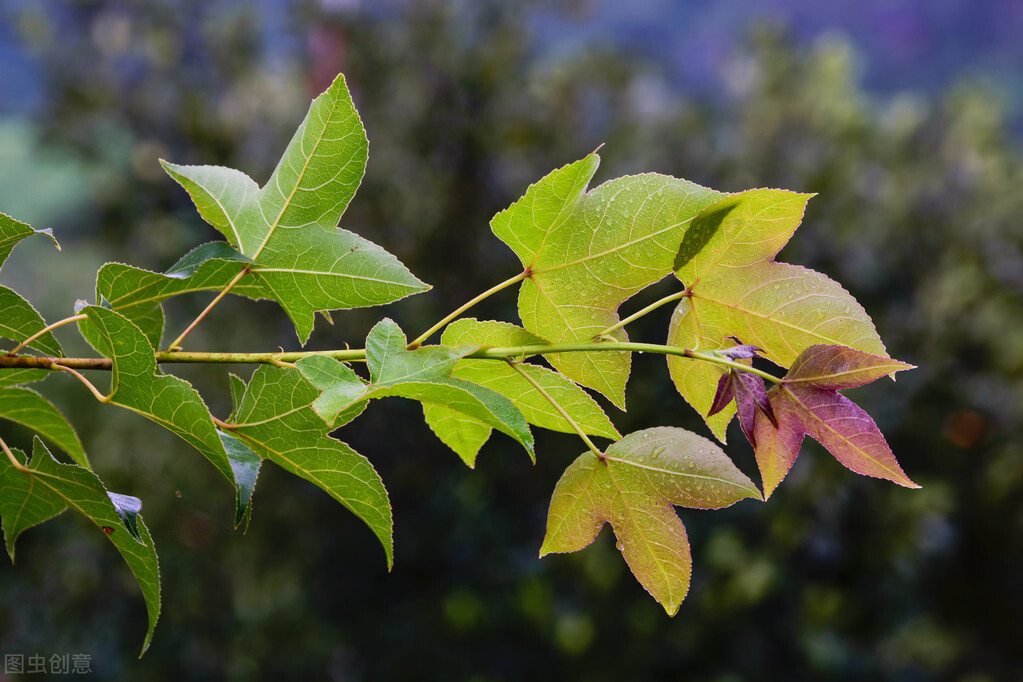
[160,74,429,343]
[541,427,760,615]
[493,154,724,409]
[752,345,917,498]
[0,439,160,654]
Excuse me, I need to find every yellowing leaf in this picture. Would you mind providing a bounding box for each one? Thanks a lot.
[668,186,887,441]
[541,427,760,615]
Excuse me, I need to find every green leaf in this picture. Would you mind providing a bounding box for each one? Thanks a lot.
[0,369,49,388]
[0,211,59,270]
[78,306,255,522]
[439,318,620,439]
[492,154,724,408]
[541,427,760,615]
[0,386,89,468]
[0,285,63,357]
[161,74,430,343]
[227,372,247,421]
[164,241,256,277]
[364,319,535,459]
[667,189,887,442]
[96,247,257,344]
[0,439,160,654]
[421,403,493,467]
[227,365,393,568]
[218,430,262,530]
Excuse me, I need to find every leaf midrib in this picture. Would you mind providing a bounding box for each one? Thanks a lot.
[252,92,344,260]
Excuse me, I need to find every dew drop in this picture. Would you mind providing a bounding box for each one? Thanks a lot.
[642,433,650,441]
[638,455,646,463]
[651,447,664,460]
[616,541,625,552]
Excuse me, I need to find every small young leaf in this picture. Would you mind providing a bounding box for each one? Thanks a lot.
[0,286,63,357]
[296,355,369,427]
[228,365,393,568]
[753,345,917,498]
[493,154,724,409]
[0,212,59,270]
[541,427,760,615]
[708,370,775,448]
[0,386,89,468]
[0,439,160,654]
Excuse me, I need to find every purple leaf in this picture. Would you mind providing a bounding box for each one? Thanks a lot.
[753,345,918,498]
[784,344,914,390]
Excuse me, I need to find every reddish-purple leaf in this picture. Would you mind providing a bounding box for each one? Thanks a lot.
[754,381,918,499]
[708,369,775,448]
[784,344,914,390]
[708,373,735,417]
[732,371,775,447]
[753,344,917,497]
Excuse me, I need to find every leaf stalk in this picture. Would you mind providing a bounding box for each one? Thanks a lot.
[505,359,605,460]
[408,269,529,349]
[5,314,87,356]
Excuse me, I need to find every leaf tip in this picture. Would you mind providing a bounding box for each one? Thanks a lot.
[661,601,681,617]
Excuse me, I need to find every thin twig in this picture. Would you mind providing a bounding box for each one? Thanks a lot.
[408,269,529,349]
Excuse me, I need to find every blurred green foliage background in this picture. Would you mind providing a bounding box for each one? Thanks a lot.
[1,1,1021,680]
